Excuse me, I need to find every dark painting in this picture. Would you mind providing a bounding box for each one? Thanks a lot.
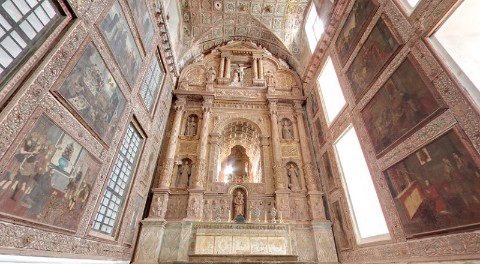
[384,130,480,237]
[361,58,443,154]
[127,0,155,48]
[315,118,325,146]
[100,1,143,86]
[57,43,126,144]
[332,200,351,250]
[322,151,336,192]
[336,0,379,65]
[346,18,400,98]
[0,115,100,231]
[124,194,143,244]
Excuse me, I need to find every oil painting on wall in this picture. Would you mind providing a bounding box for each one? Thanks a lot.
[124,194,144,244]
[322,151,336,192]
[100,1,143,86]
[384,129,480,237]
[361,58,443,155]
[346,18,400,98]
[0,115,100,231]
[336,0,379,65]
[127,0,155,49]
[56,43,126,144]
[331,200,351,250]
[315,118,325,146]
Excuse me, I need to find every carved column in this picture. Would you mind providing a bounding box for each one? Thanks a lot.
[269,100,286,190]
[158,97,186,188]
[258,57,264,79]
[225,56,231,79]
[253,58,258,79]
[192,96,213,189]
[219,56,225,78]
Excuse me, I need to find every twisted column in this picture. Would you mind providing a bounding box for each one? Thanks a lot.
[294,101,318,191]
[269,100,287,190]
[192,96,213,189]
[158,97,186,188]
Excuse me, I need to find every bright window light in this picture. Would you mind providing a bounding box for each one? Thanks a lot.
[430,1,480,106]
[317,57,346,124]
[397,0,421,12]
[335,126,389,242]
[225,165,233,175]
[305,3,324,52]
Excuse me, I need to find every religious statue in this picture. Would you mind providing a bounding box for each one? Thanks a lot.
[282,120,294,139]
[152,196,163,217]
[233,190,245,217]
[266,70,275,85]
[207,66,216,82]
[287,163,300,191]
[178,160,191,188]
[233,64,248,82]
[185,116,197,136]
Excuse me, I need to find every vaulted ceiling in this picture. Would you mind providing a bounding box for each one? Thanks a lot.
[174,0,313,73]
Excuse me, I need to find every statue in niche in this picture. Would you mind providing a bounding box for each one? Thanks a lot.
[266,70,275,85]
[233,64,248,82]
[233,190,245,218]
[151,196,163,217]
[177,159,191,188]
[286,163,300,191]
[184,115,197,136]
[207,66,216,82]
[281,119,294,139]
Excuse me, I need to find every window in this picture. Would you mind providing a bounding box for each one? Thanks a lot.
[140,55,163,111]
[92,123,143,235]
[334,126,389,243]
[317,57,346,124]
[397,0,421,13]
[305,3,324,52]
[429,1,480,106]
[0,0,61,83]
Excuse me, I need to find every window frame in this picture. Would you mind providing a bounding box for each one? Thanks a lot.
[0,0,72,107]
[305,3,324,53]
[138,50,165,116]
[90,120,146,239]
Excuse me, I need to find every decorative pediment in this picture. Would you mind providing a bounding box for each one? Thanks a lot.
[218,41,266,55]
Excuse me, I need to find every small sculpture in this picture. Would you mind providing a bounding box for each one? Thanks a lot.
[185,116,197,136]
[271,206,277,223]
[266,70,275,85]
[207,66,216,82]
[281,120,294,139]
[287,163,300,191]
[233,190,245,217]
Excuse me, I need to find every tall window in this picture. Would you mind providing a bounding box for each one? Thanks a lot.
[92,123,143,235]
[429,1,480,106]
[334,126,389,243]
[305,3,324,53]
[0,0,61,82]
[140,55,163,111]
[317,57,346,124]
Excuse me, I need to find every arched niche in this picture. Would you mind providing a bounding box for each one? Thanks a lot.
[184,114,199,137]
[280,118,294,140]
[175,158,193,189]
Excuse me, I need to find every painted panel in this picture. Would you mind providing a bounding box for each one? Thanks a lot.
[336,0,379,65]
[0,115,100,231]
[100,1,143,86]
[346,18,400,99]
[361,57,443,155]
[124,193,144,244]
[56,43,126,144]
[384,129,480,238]
[127,0,155,49]
[331,200,351,250]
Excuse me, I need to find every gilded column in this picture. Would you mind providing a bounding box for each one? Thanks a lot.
[269,100,287,190]
[192,96,213,189]
[294,101,317,191]
[158,97,186,188]
[219,56,225,78]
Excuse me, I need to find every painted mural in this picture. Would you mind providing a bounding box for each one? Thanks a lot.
[361,58,443,155]
[315,118,325,146]
[0,115,100,231]
[322,151,336,192]
[384,129,480,237]
[56,43,126,144]
[127,0,155,49]
[124,194,144,244]
[332,200,351,250]
[100,1,143,86]
[336,0,379,65]
[346,18,400,98]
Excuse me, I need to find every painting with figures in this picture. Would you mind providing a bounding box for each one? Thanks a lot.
[346,18,400,98]
[127,0,155,49]
[322,151,337,192]
[361,57,444,155]
[0,115,100,231]
[331,200,351,250]
[336,0,379,65]
[100,1,143,86]
[384,129,480,237]
[56,43,126,144]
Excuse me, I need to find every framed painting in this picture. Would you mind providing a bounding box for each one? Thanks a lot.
[384,128,480,238]
[361,56,445,155]
[321,150,337,192]
[0,114,100,231]
[124,193,144,245]
[346,17,401,99]
[54,43,126,145]
[127,0,155,49]
[331,199,352,250]
[314,117,325,146]
[336,0,379,66]
[99,0,143,86]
